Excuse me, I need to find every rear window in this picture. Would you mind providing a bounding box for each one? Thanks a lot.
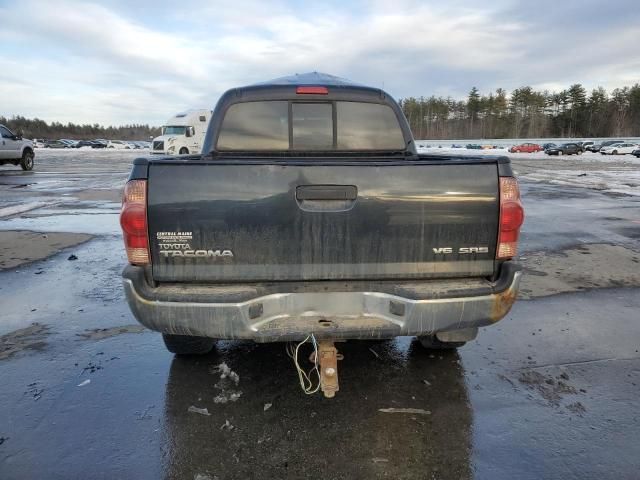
[217,101,289,150]
[216,100,405,151]
[292,103,333,150]
[336,102,405,150]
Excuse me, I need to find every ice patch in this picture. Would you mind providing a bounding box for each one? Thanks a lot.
[213,362,240,385]
[188,405,211,416]
[213,392,242,404]
[211,362,242,403]
[220,420,234,431]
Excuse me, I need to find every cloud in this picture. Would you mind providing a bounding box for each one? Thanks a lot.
[0,0,638,125]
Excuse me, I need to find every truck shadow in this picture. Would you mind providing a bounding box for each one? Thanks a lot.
[162,338,472,479]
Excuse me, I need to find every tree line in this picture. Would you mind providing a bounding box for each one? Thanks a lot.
[399,83,640,140]
[0,115,161,141]
[5,83,640,141]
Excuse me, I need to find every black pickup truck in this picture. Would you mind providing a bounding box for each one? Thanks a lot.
[120,73,524,390]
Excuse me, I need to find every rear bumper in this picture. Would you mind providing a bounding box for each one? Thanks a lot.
[123,263,522,342]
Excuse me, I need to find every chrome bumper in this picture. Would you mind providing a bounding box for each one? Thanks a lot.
[123,266,521,342]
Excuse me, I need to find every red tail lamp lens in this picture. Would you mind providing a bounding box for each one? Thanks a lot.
[497,177,524,259]
[120,180,149,265]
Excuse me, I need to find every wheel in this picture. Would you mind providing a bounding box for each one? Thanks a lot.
[20,150,34,171]
[612,150,618,155]
[162,334,215,355]
[179,147,189,155]
[417,335,465,350]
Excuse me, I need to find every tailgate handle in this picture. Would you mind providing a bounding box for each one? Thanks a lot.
[296,185,357,201]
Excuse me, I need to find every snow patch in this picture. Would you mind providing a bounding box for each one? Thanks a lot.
[522,168,640,196]
[0,202,48,218]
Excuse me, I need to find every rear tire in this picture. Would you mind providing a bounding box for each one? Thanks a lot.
[612,150,618,155]
[20,150,34,171]
[179,147,189,155]
[418,335,465,350]
[162,334,215,355]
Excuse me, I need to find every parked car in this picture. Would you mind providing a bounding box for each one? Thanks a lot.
[600,143,638,155]
[59,139,78,148]
[0,125,35,170]
[591,140,626,153]
[585,143,599,152]
[106,140,131,149]
[542,143,557,150]
[92,139,108,148]
[45,140,68,148]
[510,143,542,153]
[579,141,594,151]
[32,139,46,148]
[545,143,582,155]
[120,72,524,398]
[76,140,97,148]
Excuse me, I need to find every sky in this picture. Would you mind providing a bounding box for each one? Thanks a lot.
[1,0,639,126]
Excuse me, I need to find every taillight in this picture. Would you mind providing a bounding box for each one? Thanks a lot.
[497,177,524,259]
[120,179,149,265]
[296,86,329,95]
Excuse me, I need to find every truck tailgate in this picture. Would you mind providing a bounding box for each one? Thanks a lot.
[147,159,499,282]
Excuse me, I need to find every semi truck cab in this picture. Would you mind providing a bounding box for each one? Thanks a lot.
[151,109,211,155]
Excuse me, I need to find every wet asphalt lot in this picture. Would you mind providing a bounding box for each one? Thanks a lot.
[1,149,639,479]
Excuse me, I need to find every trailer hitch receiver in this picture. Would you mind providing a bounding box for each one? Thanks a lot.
[314,340,344,398]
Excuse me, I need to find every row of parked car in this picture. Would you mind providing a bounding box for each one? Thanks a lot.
[509,140,640,156]
[33,139,151,149]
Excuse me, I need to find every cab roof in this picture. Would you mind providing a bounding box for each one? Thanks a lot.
[248,72,366,88]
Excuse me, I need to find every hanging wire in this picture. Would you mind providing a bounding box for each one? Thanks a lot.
[287,334,321,395]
